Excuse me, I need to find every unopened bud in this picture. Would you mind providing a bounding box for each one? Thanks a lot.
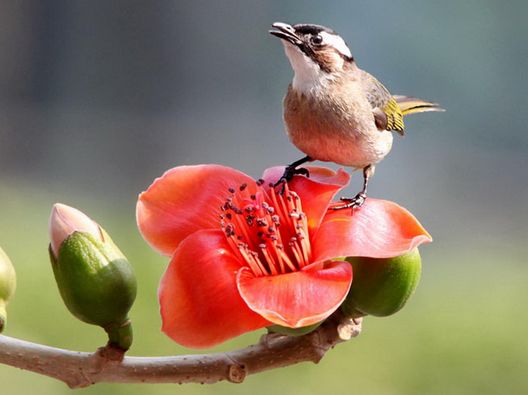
[49,203,137,350]
[49,204,101,259]
[341,249,422,318]
[0,247,16,332]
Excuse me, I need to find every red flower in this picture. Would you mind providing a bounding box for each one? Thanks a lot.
[137,165,431,348]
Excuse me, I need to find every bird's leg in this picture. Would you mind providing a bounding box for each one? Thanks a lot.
[332,165,373,210]
[274,155,313,188]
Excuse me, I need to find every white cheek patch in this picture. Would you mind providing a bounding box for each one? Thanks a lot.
[320,31,352,59]
[282,41,330,94]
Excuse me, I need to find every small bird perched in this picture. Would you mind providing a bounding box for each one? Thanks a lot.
[270,22,443,208]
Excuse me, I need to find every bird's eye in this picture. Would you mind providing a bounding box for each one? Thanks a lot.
[310,34,323,45]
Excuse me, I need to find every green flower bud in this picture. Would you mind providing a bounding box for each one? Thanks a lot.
[341,249,422,317]
[49,204,137,350]
[0,247,16,332]
[267,321,322,336]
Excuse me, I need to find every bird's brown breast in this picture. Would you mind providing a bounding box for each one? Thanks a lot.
[282,84,390,167]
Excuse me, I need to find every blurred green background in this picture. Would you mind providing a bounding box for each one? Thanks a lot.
[1,0,527,394]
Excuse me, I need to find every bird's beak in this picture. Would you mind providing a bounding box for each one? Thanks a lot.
[269,22,302,46]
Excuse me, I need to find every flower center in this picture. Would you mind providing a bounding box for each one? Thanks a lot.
[220,181,312,277]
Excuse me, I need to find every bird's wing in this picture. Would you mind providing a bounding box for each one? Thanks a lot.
[360,71,405,135]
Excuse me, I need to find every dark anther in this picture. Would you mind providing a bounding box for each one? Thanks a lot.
[256,179,265,186]
[228,187,236,194]
[256,218,268,227]
[257,231,264,238]
[271,215,280,223]
[225,224,235,237]
[250,194,256,200]
[226,213,232,220]
[239,183,248,191]
[268,226,275,233]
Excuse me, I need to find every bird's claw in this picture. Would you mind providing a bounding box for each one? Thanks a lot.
[331,192,367,210]
[273,166,310,189]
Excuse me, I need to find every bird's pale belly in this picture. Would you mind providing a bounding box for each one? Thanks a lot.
[284,110,394,168]
[283,86,394,168]
[289,127,392,168]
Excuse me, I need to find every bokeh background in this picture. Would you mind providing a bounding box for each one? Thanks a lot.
[1,1,527,394]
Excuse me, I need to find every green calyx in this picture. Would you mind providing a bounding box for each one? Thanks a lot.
[0,247,16,333]
[267,321,322,336]
[49,230,137,350]
[341,249,422,318]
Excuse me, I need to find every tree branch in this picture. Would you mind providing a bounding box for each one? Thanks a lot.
[0,315,362,388]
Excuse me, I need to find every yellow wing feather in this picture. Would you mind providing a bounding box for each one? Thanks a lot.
[383,98,405,133]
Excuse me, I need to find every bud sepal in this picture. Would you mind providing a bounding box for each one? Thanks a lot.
[49,222,137,350]
[341,249,422,318]
[0,247,16,332]
[267,321,322,337]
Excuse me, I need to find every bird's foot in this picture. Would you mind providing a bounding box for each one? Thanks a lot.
[331,192,367,210]
[274,165,310,189]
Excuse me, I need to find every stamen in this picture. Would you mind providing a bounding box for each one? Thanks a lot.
[277,248,297,272]
[238,244,267,276]
[233,213,254,248]
[259,245,279,275]
[271,242,285,273]
[219,181,313,276]
[289,239,304,268]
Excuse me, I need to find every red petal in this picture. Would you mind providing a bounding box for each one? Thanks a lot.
[237,260,352,328]
[314,198,432,260]
[137,164,255,256]
[159,229,269,348]
[262,166,350,234]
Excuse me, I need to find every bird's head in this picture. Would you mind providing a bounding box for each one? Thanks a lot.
[270,22,354,91]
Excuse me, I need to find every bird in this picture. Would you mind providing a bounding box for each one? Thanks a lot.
[269,22,444,208]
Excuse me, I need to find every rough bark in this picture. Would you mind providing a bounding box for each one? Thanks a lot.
[0,315,362,388]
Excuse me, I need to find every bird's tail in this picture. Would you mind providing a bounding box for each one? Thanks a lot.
[394,95,445,116]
